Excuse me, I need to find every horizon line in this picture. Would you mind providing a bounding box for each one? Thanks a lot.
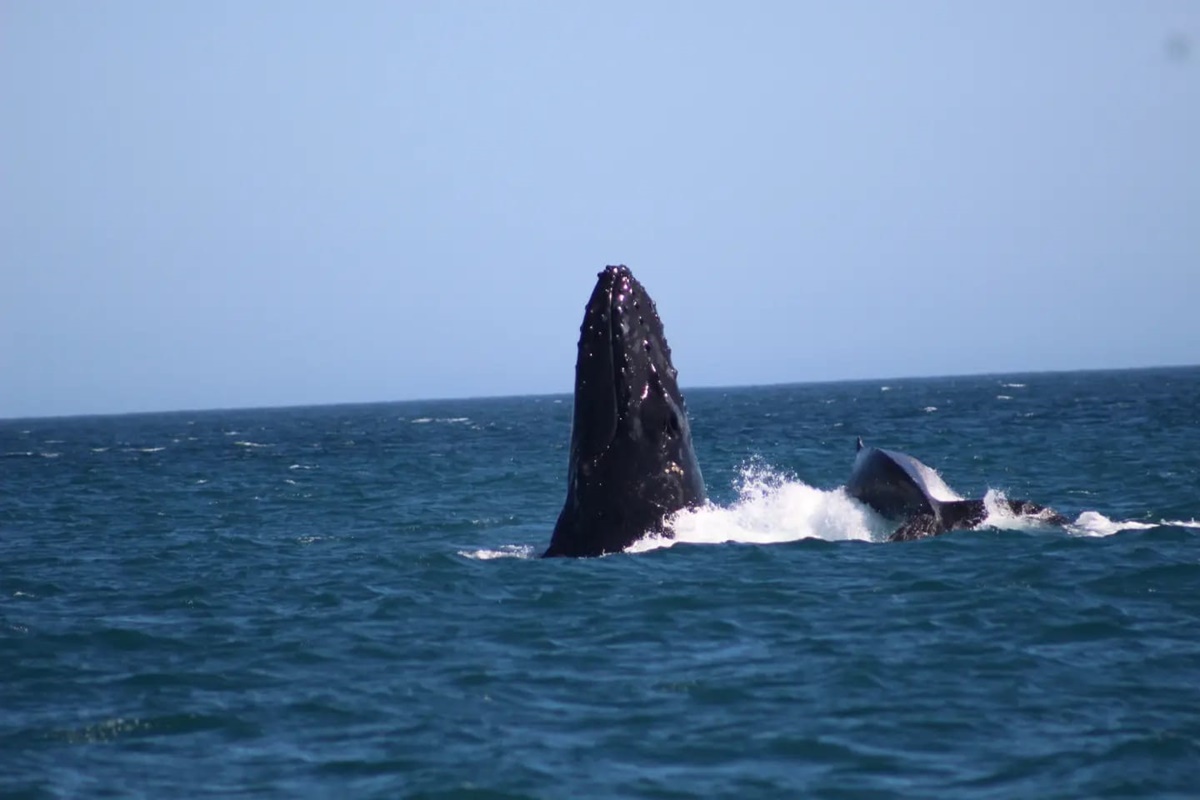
[2,362,1196,424]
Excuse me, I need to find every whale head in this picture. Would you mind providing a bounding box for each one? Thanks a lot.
[543,265,706,557]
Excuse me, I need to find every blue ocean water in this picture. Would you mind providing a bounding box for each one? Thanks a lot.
[2,367,1199,798]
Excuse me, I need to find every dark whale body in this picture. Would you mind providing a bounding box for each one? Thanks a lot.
[543,266,707,558]
[847,438,1068,542]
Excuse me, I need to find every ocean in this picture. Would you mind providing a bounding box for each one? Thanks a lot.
[2,366,1198,798]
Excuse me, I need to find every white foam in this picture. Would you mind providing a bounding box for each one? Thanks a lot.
[233,441,272,448]
[628,465,889,553]
[996,394,1013,400]
[1066,510,1158,538]
[460,544,536,560]
[923,406,938,413]
[977,490,1110,536]
[1062,512,1200,537]
[1001,382,1027,388]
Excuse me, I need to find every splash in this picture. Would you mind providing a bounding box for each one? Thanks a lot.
[976,490,1164,539]
[628,463,890,553]
[979,489,1068,531]
[477,469,1178,558]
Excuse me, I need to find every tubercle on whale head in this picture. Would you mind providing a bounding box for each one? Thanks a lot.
[571,265,683,451]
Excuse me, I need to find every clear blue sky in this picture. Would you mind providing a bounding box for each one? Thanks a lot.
[2,2,1197,418]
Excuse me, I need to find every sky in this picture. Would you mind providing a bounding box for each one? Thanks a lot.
[2,2,1198,419]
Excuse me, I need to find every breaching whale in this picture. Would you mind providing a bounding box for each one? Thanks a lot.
[847,438,1068,542]
[542,265,707,557]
